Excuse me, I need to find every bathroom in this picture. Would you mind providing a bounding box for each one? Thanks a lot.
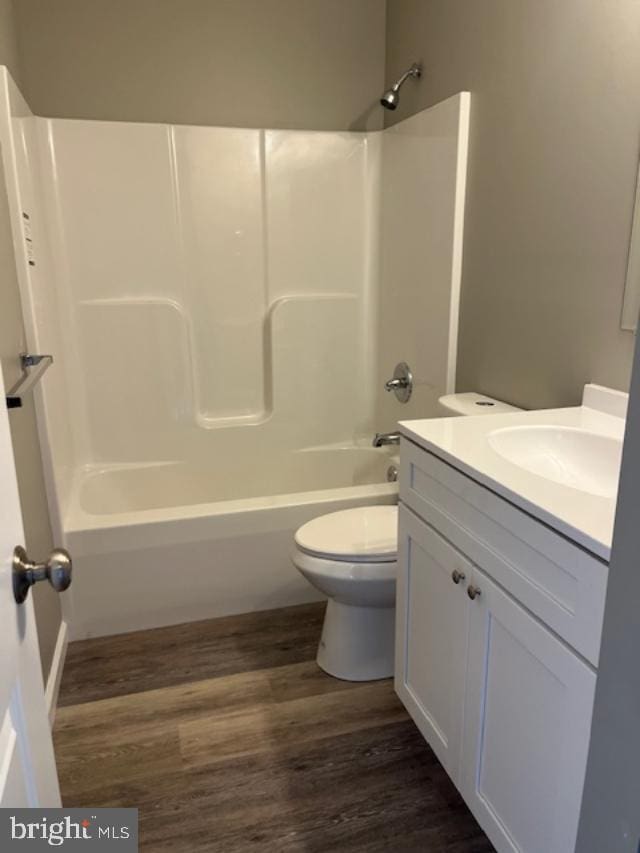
[0,0,639,850]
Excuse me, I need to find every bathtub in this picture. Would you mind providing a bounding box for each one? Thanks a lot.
[62,446,398,639]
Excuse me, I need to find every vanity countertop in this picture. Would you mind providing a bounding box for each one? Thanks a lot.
[399,386,627,561]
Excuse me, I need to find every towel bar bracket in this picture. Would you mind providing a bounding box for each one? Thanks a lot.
[6,353,53,409]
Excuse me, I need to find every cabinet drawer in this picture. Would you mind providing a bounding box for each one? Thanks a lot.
[400,438,607,666]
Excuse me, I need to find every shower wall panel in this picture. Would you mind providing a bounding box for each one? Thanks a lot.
[0,75,78,526]
[173,126,266,424]
[265,131,367,301]
[375,93,470,431]
[33,119,376,467]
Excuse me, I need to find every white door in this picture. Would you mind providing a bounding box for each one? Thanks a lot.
[0,364,61,806]
[0,138,60,806]
[461,566,596,853]
[395,504,470,782]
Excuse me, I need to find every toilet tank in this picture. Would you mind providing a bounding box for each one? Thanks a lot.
[438,392,522,417]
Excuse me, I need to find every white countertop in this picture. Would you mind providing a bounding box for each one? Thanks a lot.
[399,394,626,561]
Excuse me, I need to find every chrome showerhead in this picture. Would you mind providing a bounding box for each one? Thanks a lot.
[380,62,422,111]
[380,89,400,111]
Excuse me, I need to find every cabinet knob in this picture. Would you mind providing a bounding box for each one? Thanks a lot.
[451,569,466,585]
[467,585,482,601]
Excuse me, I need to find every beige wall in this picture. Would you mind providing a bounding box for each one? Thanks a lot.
[385,0,640,408]
[0,0,21,85]
[0,0,61,683]
[14,0,386,131]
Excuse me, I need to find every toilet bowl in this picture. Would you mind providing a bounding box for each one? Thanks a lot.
[291,505,398,681]
[292,393,522,682]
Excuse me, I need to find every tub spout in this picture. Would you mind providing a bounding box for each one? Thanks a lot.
[372,432,401,447]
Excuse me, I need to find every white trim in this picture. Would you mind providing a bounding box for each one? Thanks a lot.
[446,91,471,394]
[45,621,68,728]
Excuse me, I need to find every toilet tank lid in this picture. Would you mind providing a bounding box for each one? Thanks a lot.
[438,392,522,417]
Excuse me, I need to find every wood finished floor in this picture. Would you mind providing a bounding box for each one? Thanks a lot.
[54,602,494,852]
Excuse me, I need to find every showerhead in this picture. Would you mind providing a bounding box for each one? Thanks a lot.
[380,89,400,111]
[380,62,422,111]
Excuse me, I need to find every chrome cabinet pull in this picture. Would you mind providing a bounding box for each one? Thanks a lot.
[467,585,482,601]
[451,569,466,585]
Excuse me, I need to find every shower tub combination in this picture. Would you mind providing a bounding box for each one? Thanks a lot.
[0,68,469,640]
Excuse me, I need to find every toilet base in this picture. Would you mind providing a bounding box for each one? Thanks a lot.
[317,600,395,681]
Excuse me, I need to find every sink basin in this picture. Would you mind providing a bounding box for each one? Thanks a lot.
[487,425,622,498]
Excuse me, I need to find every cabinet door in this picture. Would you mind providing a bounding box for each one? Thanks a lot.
[395,504,471,782]
[461,566,596,853]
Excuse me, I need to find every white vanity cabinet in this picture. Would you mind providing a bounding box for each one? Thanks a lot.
[396,438,605,853]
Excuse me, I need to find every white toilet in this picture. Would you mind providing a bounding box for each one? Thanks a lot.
[293,505,398,681]
[291,392,521,682]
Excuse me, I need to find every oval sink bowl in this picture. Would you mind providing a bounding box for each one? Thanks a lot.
[488,425,623,498]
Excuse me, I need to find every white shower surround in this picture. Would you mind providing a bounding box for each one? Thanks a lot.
[0,68,469,638]
[36,121,380,467]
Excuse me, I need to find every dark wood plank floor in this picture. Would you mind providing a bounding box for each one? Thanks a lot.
[54,602,494,852]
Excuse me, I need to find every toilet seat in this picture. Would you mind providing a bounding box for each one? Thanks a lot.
[293,549,396,583]
[294,505,398,563]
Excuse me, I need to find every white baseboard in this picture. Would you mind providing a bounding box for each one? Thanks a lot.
[45,620,68,728]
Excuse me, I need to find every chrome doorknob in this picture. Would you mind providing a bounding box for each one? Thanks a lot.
[451,569,466,585]
[13,545,72,604]
[467,585,482,601]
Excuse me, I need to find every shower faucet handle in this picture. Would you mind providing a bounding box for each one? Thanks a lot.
[385,377,409,391]
[384,362,413,403]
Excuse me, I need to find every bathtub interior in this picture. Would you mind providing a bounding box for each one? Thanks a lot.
[76,445,397,516]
